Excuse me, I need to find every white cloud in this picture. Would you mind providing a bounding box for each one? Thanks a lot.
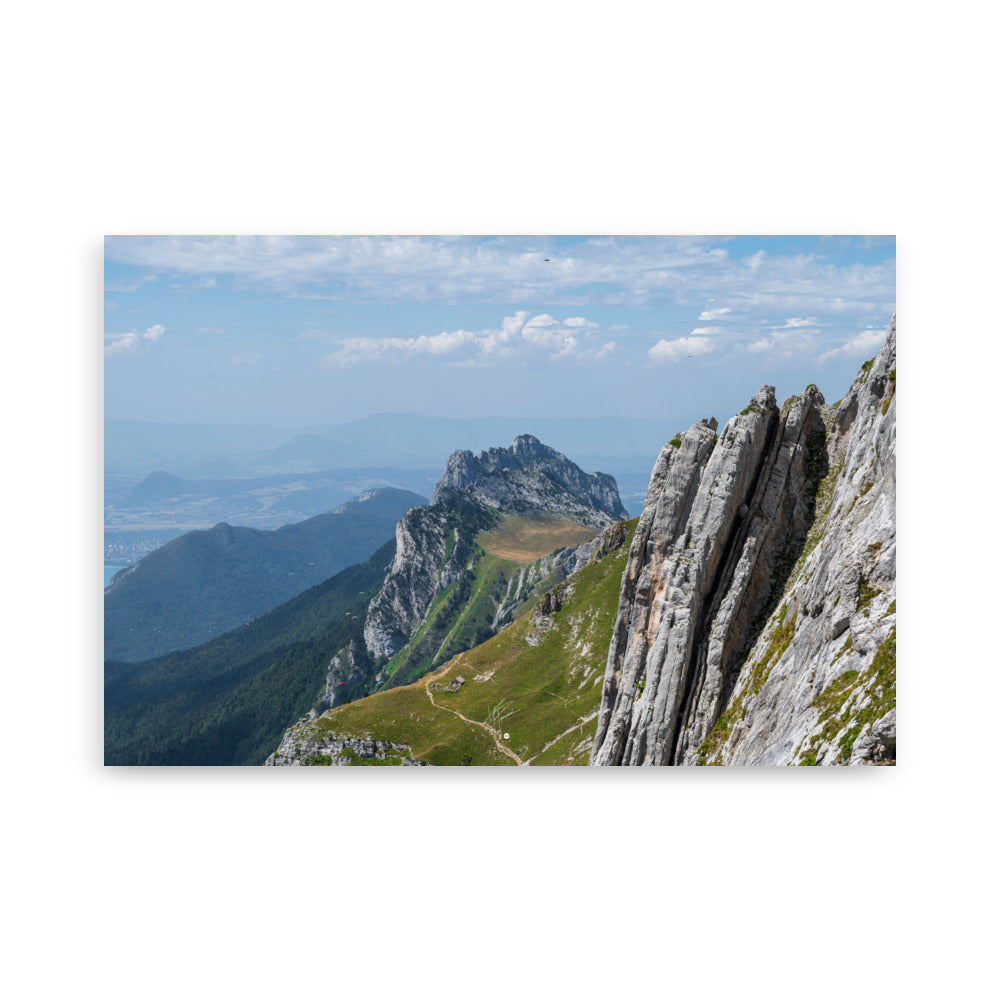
[817,326,886,364]
[105,332,140,356]
[321,311,607,367]
[774,317,818,329]
[231,353,263,365]
[648,336,714,364]
[698,307,731,320]
[690,326,722,337]
[104,324,165,356]
[594,340,616,359]
[747,338,774,353]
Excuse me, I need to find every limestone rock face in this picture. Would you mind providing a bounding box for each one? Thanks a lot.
[431,433,626,526]
[363,503,468,660]
[591,313,896,766]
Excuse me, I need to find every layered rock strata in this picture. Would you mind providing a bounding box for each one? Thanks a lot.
[591,314,896,766]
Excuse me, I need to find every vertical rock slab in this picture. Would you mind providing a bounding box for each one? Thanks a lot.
[591,382,829,765]
[591,312,896,766]
[704,315,896,766]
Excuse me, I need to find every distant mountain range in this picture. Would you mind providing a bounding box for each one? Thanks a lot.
[104,487,425,662]
[106,412,678,484]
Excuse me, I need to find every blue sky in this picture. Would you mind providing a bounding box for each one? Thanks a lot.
[104,235,895,430]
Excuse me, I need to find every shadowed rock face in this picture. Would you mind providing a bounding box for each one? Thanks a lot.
[591,313,896,766]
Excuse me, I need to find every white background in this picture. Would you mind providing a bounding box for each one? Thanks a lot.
[3,2,996,998]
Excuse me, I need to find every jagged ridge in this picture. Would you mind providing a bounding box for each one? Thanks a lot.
[590,313,896,766]
[357,436,627,689]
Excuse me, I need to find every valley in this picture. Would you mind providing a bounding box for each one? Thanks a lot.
[267,518,634,766]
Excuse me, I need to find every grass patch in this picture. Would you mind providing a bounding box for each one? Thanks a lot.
[858,578,881,614]
[799,626,895,763]
[477,514,597,565]
[881,367,896,415]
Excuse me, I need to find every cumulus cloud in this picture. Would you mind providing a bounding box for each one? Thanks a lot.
[747,338,775,353]
[321,312,609,367]
[698,307,731,320]
[689,326,722,337]
[817,326,886,364]
[105,324,165,356]
[774,317,818,329]
[648,336,715,364]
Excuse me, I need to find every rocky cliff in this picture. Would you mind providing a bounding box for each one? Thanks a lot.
[363,437,625,664]
[431,433,626,525]
[591,313,896,766]
[313,436,626,705]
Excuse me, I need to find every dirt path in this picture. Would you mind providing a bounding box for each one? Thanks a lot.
[424,672,525,766]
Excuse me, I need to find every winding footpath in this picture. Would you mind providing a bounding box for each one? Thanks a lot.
[424,675,525,765]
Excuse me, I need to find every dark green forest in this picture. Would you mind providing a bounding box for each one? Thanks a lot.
[104,540,393,765]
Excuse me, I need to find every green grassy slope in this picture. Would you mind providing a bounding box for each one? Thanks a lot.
[104,540,394,765]
[283,519,637,766]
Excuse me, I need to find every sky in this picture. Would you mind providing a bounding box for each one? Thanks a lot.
[104,235,896,431]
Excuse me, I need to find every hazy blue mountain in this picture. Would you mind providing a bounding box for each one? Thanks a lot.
[116,466,438,520]
[244,413,681,474]
[104,419,323,475]
[104,487,424,662]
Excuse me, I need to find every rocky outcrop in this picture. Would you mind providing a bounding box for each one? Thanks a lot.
[363,499,487,660]
[591,313,896,766]
[364,437,625,665]
[265,727,426,766]
[431,434,626,526]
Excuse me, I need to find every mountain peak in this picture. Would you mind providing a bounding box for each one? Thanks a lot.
[429,435,626,525]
